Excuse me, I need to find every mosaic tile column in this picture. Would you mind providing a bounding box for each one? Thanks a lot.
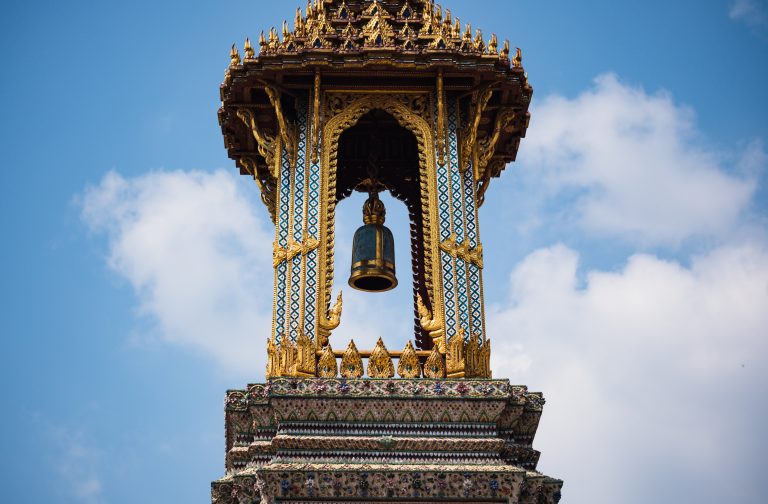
[272,96,321,345]
[435,96,487,344]
[435,96,458,343]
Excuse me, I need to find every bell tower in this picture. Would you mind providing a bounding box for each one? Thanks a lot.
[212,1,563,502]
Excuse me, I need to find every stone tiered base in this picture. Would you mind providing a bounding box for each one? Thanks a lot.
[211,378,562,503]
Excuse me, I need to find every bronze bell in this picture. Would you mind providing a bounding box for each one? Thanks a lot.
[349,192,398,292]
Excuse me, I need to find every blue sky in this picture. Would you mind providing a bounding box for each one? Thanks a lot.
[1,1,767,503]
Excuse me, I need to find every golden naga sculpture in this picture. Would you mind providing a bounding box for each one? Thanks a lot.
[417,293,445,351]
[460,86,493,173]
[368,338,395,378]
[264,86,298,169]
[318,291,343,347]
[340,339,364,378]
[236,109,277,179]
[397,341,421,379]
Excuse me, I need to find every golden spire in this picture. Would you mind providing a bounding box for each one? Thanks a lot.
[229,44,241,67]
[513,47,523,68]
[243,38,254,59]
[474,29,485,52]
[501,39,511,60]
[488,34,498,55]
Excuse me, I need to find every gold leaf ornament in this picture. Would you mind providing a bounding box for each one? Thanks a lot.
[397,341,421,378]
[423,346,446,379]
[368,337,395,378]
[340,340,364,378]
[317,344,338,378]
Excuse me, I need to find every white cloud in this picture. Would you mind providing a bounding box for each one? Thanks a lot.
[730,0,768,32]
[489,244,768,503]
[50,428,105,504]
[518,74,759,245]
[81,170,274,377]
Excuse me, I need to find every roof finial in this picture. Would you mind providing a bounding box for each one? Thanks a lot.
[488,33,498,55]
[244,38,254,59]
[513,47,523,68]
[229,44,241,67]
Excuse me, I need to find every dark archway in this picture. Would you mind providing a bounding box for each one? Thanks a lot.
[336,109,432,349]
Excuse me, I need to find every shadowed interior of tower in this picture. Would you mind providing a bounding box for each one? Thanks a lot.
[337,109,432,347]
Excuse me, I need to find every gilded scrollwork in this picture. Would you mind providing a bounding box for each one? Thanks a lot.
[264,86,298,169]
[295,331,317,377]
[436,69,446,166]
[460,87,493,173]
[312,72,321,164]
[272,235,319,268]
[439,234,484,268]
[475,108,516,181]
[319,93,444,347]
[236,109,278,178]
[446,329,466,377]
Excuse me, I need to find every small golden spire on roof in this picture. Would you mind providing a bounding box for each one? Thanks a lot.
[259,31,267,49]
[229,44,241,67]
[295,8,304,36]
[474,29,485,52]
[513,47,523,68]
[243,38,254,59]
[282,20,290,39]
[488,33,498,55]
[501,39,510,60]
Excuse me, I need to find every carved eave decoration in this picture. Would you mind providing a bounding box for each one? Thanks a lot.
[220,0,534,210]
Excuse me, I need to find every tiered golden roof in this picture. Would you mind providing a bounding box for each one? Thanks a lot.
[240,0,519,64]
[220,0,533,214]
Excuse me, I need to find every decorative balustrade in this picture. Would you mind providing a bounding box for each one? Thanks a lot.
[266,330,491,380]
